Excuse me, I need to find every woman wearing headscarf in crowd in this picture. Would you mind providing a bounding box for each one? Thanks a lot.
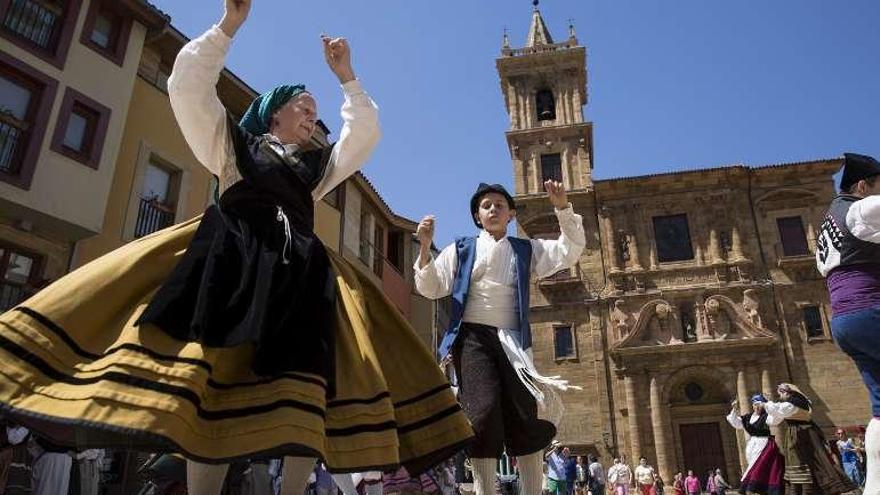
[725,394,785,495]
[0,1,472,494]
[763,384,855,495]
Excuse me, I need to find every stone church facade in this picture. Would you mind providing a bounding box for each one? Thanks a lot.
[499,4,868,483]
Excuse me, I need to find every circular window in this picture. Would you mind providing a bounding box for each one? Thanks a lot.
[684,382,704,402]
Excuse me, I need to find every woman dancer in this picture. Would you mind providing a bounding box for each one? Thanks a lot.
[725,394,785,495]
[764,384,854,495]
[0,1,471,494]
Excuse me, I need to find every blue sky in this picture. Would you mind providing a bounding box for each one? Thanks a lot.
[150,1,880,246]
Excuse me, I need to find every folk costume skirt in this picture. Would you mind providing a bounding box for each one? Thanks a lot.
[0,215,472,473]
[779,422,855,494]
[739,437,784,495]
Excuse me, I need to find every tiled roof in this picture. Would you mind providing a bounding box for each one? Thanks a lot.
[354,172,418,229]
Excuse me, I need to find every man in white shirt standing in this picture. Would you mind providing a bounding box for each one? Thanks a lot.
[633,457,655,495]
[415,180,586,495]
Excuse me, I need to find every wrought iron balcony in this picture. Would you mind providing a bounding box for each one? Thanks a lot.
[0,114,24,174]
[134,197,175,238]
[2,0,62,50]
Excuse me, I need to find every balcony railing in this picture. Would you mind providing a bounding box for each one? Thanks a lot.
[501,39,580,57]
[0,282,25,312]
[2,0,62,49]
[134,197,175,238]
[0,115,25,174]
[539,266,582,286]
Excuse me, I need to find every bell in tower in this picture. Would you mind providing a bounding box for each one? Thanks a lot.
[536,88,556,121]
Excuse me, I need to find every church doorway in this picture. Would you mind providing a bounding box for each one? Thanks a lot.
[679,422,727,486]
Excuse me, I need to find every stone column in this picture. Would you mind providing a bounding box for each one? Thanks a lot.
[624,374,643,460]
[566,84,576,124]
[761,368,782,437]
[566,143,578,190]
[602,208,622,273]
[627,209,644,271]
[735,369,750,470]
[561,86,571,124]
[650,376,672,482]
[708,227,723,264]
[641,209,658,270]
[761,368,774,398]
[730,222,746,262]
[531,149,541,194]
[627,231,643,270]
[524,85,534,128]
[513,152,526,196]
[515,83,525,129]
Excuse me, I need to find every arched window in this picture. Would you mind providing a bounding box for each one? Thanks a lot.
[535,88,556,121]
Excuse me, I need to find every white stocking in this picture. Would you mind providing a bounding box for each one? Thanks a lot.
[279,456,316,495]
[186,461,229,495]
[865,418,880,495]
[516,451,544,495]
[332,473,358,495]
[472,457,497,495]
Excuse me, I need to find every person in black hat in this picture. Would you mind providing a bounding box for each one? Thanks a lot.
[413,179,587,495]
[816,152,880,494]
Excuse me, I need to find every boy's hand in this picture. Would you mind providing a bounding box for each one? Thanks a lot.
[544,179,568,209]
[322,36,356,84]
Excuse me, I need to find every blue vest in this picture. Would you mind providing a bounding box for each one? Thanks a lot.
[437,236,533,358]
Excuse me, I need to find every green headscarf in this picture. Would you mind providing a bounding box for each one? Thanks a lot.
[239,84,307,135]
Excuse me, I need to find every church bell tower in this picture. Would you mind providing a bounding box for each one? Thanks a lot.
[496,0,593,204]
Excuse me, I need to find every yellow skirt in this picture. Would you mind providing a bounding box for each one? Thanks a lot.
[0,216,472,472]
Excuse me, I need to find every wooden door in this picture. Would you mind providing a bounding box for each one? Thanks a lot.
[679,422,726,487]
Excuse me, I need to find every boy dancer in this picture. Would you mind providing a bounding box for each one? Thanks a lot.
[415,180,586,495]
[817,152,880,494]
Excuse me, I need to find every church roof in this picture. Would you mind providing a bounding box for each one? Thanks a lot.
[594,157,842,184]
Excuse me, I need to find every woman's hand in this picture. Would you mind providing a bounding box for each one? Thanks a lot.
[322,36,356,84]
[219,0,251,38]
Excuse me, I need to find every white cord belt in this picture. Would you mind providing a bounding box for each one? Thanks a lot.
[276,205,292,265]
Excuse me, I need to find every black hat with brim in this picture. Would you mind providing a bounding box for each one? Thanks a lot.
[840,153,880,192]
[470,183,515,228]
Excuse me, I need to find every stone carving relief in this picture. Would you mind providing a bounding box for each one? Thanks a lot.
[705,298,731,339]
[612,291,776,350]
[742,289,763,328]
[646,302,679,345]
[702,293,775,339]
[610,300,631,341]
[615,299,681,348]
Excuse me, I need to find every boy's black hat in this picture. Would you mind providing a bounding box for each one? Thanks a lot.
[840,153,880,192]
[470,183,515,227]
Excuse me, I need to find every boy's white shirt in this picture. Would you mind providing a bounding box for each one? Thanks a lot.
[413,204,587,411]
[414,203,586,329]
